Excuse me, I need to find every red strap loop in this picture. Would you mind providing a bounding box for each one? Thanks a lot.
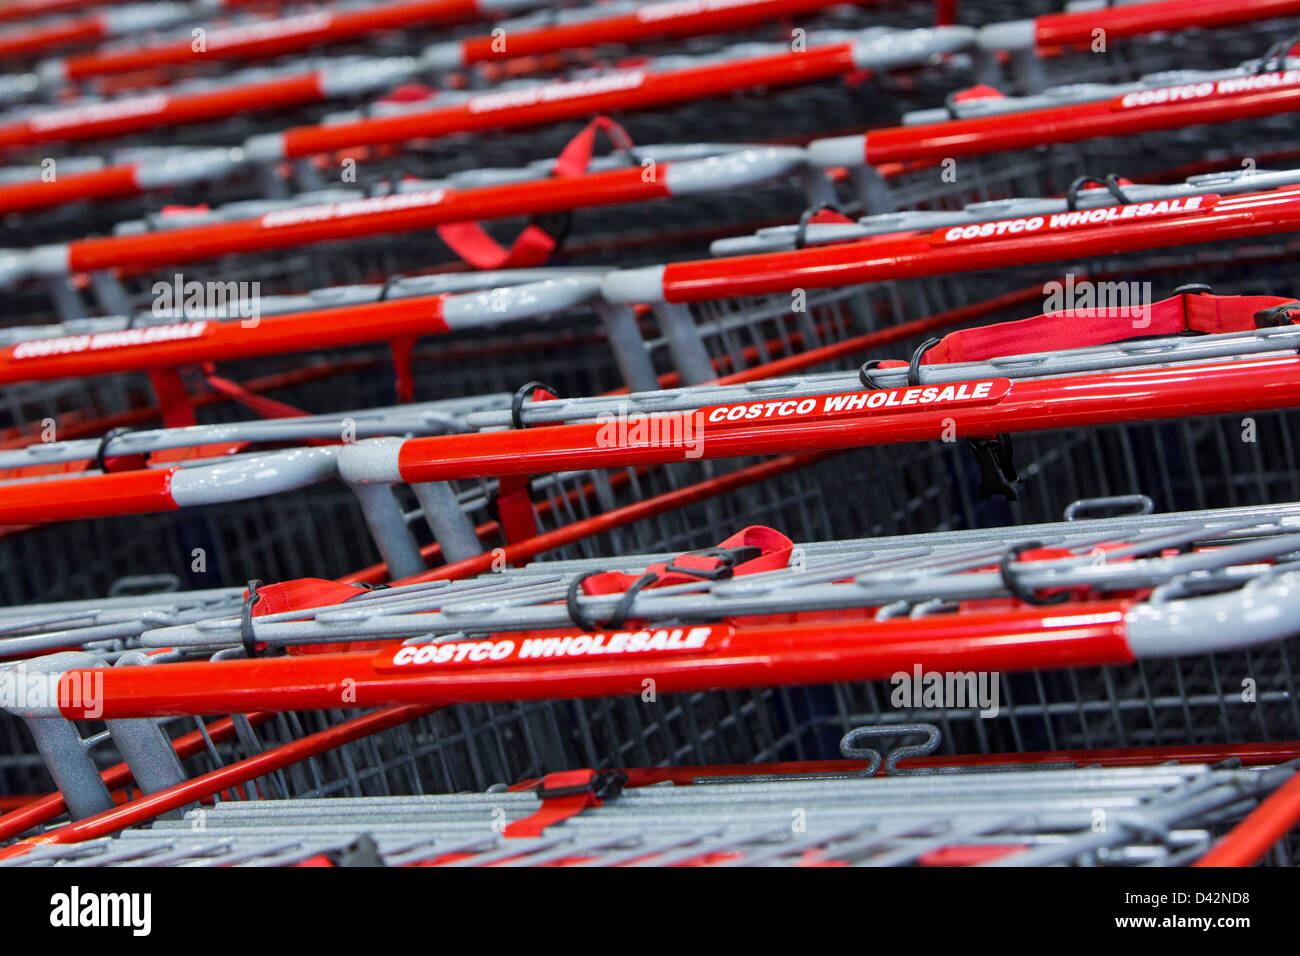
[920,292,1299,366]
[580,525,793,596]
[503,770,627,838]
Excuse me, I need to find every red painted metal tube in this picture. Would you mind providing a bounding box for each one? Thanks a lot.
[61,0,484,79]
[0,163,142,213]
[47,605,1133,718]
[457,0,868,65]
[0,13,104,60]
[388,356,1300,481]
[0,0,237,24]
[0,71,324,149]
[0,467,177,523]
[654,187,1300,302]
[282,42,858,157]
[62,167,664,274]
[863,83,1300,167]
[1034,0,1300,49]
[0,294,449,385]
[1194,767,1300,866]
[0,704,434,857]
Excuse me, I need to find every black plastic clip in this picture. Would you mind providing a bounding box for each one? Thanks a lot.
[1254,301,1300,329]
[858,359,886,390]
[511,380,557,430]
[537,769,628,801]
[794,203,842,250]
[968,434,1020,501]
[94,427,130,475]
[1066,173,1131,211]
[999,542,1070,606]
[241,579,263,659]
[908,338,941,386]
[664,544,763,580]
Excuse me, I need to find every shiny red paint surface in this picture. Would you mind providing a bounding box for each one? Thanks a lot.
[392,355,1300,480]
[63,167,666,273]
[0,14,104,59]
[657,186,1300,301]
[0,294,450,385]
[0,163,140,214]
[0,467,177,523]
[283,43,858,156]
[1034,0,1300,48]
[863,85,1300,166]
[52,605,1132,718]
[0,73,325,149]
[63,0,483,78]
[459,0,867,64]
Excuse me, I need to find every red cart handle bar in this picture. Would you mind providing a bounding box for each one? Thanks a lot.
[2,145,802,277]
[0,0,258,25]
[346,353,1300,483]
[603,182,1300,303]
[256,31,937,161]
[54,0,868,80]
[0,274,603,387]
[28,570,1300,718]
[53,0,529,81]
[807,63,1300,171]
[0,26,969,152]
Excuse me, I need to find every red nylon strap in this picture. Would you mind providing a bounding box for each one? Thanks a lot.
[388,336,416,404]
[495,473,538,547]
[503,770,612,838]
[950,83,1005,104]
[435,221,556,270]
[251,578,365,617]
[922,292,1299,366]
[810,208,855,226]
[146,367,196,428]
[202,364,311,420]
[432,118,632,269]
[552,116,636,179]
[249,579,386,656]
[494,385,556,548]
[581,525,794,595]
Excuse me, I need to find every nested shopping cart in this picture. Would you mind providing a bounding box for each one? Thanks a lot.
[3,498,1300,864]
[4,2,1300,868]
[5,279,1300,860]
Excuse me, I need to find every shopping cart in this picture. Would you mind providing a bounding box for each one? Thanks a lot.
[4,3,1300,869]
[3,497,1300,865]
[0,138,835,321]
[4,759,1298,866]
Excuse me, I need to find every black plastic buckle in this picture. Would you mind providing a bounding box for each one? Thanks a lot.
[968,434,1020,501]
[537,770,628,801]
[664,544,763,580]
[1253,301,1300,329]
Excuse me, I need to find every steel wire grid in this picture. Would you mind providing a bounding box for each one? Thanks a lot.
[5,7,1300,845]
[6,753,1300,867]
[7,10,1296,251]
[6,403,1300,812]
[7,254,1300,807]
